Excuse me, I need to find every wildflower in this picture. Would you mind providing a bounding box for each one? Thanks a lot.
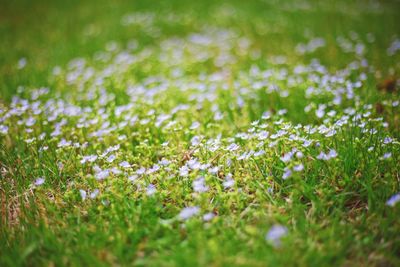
[179,166,189,177]
[381,152,392,160]
[282,168,292,180]
[280,153,292,163]
[293,163,304,172]
[58,139,72,148]
[178,206,200,220]
[18,58,27,69]
[190,121,200,130]
[159,158,170,166]
[296,151,303,158]
[266,224,288,247]
[191,135,201,146]
[223,173,235,188]
[90,189,99,199]
[107,154,116,163]
[383,137,393,144]
[119,161,131,168]
[147,164,160,174]
[188,159,201,170]
[193,176,209,193]
[386,193,400,207]
[254,150,265,157]
[203,212,215,221]
[146,184,156,196]
[96,169,109,180]
[208,166,219,175]
[111,168,122,175]
[328,149,338,158]
[80,155,98,164]
[80,189,87,200]
[317,149,338,160]
[34,177,45,186]
[226,143,240,151]
[0,125,8,134]
[128,175,138,182]
[136,167,146,175]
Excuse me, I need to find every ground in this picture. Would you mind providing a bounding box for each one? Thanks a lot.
[0,0,400,266]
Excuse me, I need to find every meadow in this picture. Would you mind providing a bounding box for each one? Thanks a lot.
[0,0,399,266]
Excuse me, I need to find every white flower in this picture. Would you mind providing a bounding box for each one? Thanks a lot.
[34,177,45,186]
[381,152,392,160]
[223,178,235,189]
[107,154,116,163]
[58,139,72,148]
[0,125,8,134]
[386,193,400,207]
[266,224,288,247]
[128,175,138,182]
[190,121,200,130]
[80,155,98,164]
[146,184,156,196]
[179,166,189,177]
[178,206,200,220]
[293,163,304,172]
[226,143,240,151]
[90,189,99,199]
[254,150,265,157]
[18,58,27,69]
[191,135,201,146]
[208,166,219,174]
[280,153,292,163]
[136,167,146,175]
[328,149,338,158]
[96,169,109,180]
[193,177,209,193]
[258,131,269,140]
[316,108,325,118]
[119,161,131,168]
[79,189,87,200]
[203,212,215,221]
[282,168,292,180]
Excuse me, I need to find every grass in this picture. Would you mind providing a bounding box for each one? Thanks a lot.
[1,0,400,266]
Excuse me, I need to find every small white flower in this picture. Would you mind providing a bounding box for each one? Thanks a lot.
[107,154,116,163]
[179,166,189,177]
[136,167,146,175]
[280,153,292,163]
[381,152,392,160]
[193,177,209,193]
[0,125,8,134]
[18,58,27,69]
[226,143,240,151]
[128,175,138,182]
[34,177,45,186]
[90,189,99,199]
[146,184,156,196]
[190,121,200,130]
[293,163,304,172]
[282,168,292,180]
[119,161,131,168]
[266,224,288,247]
[208,166,219,175]
[96,169,109,180]
[191,135,201,146]
[79,189,87,200]
[223,174,235,189]
[386,193,400,207]
[203,212,215,222]
[178,206,200,220]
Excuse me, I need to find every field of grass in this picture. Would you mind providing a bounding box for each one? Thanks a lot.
[1,0,400,266]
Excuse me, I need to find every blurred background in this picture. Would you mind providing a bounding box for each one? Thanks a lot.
[1,0,399,100]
